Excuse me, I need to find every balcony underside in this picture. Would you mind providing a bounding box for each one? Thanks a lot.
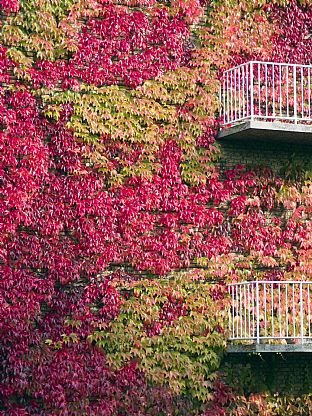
[218,120,312,143]
[227,343,312,353]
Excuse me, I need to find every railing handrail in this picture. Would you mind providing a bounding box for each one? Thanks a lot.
[228,280,312,286]
[223,60,312,73]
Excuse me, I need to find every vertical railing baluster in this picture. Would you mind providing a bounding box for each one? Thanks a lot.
[228,285,231,335]
[244,284,247,338]
[252,283,255,339]
[248,283,251,338]
[223,77,226,124]
[278,283,282,337]
[230,70,233,122]
[232,285,235,339]
[242,65,245,118]
[279,64,282,117]
[250,62,254,120]
[286,283,288,339]
[265,63,268,118]
[301,66,304,119]
[256,281,260,344]
[264,282,267,338]
[271,283,274,338]
[226,72,229,124]
[293,283,296,338]
[309,68,311,120]
[294,65,297,123]
[234,68,237,121]
[219,82,224,121]
[236,285,239,338]
[309,284,311,338]
[246,64,249,118]
[286,65,289,118]
[300,282,304,344]
[240,285,243,338]
[272,63,275,117]
[258,63,261,117]
[238,66,241,120]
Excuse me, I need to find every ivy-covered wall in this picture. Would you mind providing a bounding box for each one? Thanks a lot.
[0,0,311,415]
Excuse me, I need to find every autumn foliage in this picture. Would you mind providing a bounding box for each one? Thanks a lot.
[0,0,311,414]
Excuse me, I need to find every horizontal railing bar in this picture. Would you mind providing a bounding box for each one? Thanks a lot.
[221,116,312,127]
[220,117,312,128]
[228,337,312,340]
[222,62,253,72]
[250,60,312,68]
[228,281,312,286]
[222,116,250,124]
[251,116,312,121]
[222,116,312,122]
[224,115,312,121]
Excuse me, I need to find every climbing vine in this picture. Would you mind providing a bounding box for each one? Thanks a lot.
[0,0,311,414]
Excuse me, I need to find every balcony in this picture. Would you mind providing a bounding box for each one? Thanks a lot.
[227,281,312,353]
[219,61,312,143]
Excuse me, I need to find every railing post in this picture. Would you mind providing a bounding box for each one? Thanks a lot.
[308,284,311,338]
[250,62,254,121]
[219,83,222,116]
[300,282,304,344]
[294,65,297,124]
[256,281,260,344]
[219,82,225,125]
[228,285,231,338]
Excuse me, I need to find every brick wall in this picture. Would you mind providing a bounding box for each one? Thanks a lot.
[223,352,312,395]
[218,138,312,174]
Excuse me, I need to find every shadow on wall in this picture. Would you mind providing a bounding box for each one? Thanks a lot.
[218,138,312,179]
[222,353,312,395]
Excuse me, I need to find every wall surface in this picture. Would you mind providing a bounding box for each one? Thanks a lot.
[219,138,312,175]
[220,134,312,399]
[223,352,312,395]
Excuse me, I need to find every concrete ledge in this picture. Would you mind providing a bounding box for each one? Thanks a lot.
[227,343,312,353]
[218,120,312,144]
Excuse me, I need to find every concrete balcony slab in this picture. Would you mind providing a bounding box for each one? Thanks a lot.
[227,343,312,353]
[218,120,312,144]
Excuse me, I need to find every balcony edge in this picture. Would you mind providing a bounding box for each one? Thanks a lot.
[218,120,312,143]
[227,343,312,353]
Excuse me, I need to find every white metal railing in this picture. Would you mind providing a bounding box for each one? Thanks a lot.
[220,61,312,126]
[228,281,312,344]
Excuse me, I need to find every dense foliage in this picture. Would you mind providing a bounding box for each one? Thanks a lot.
[0,0,311,414]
